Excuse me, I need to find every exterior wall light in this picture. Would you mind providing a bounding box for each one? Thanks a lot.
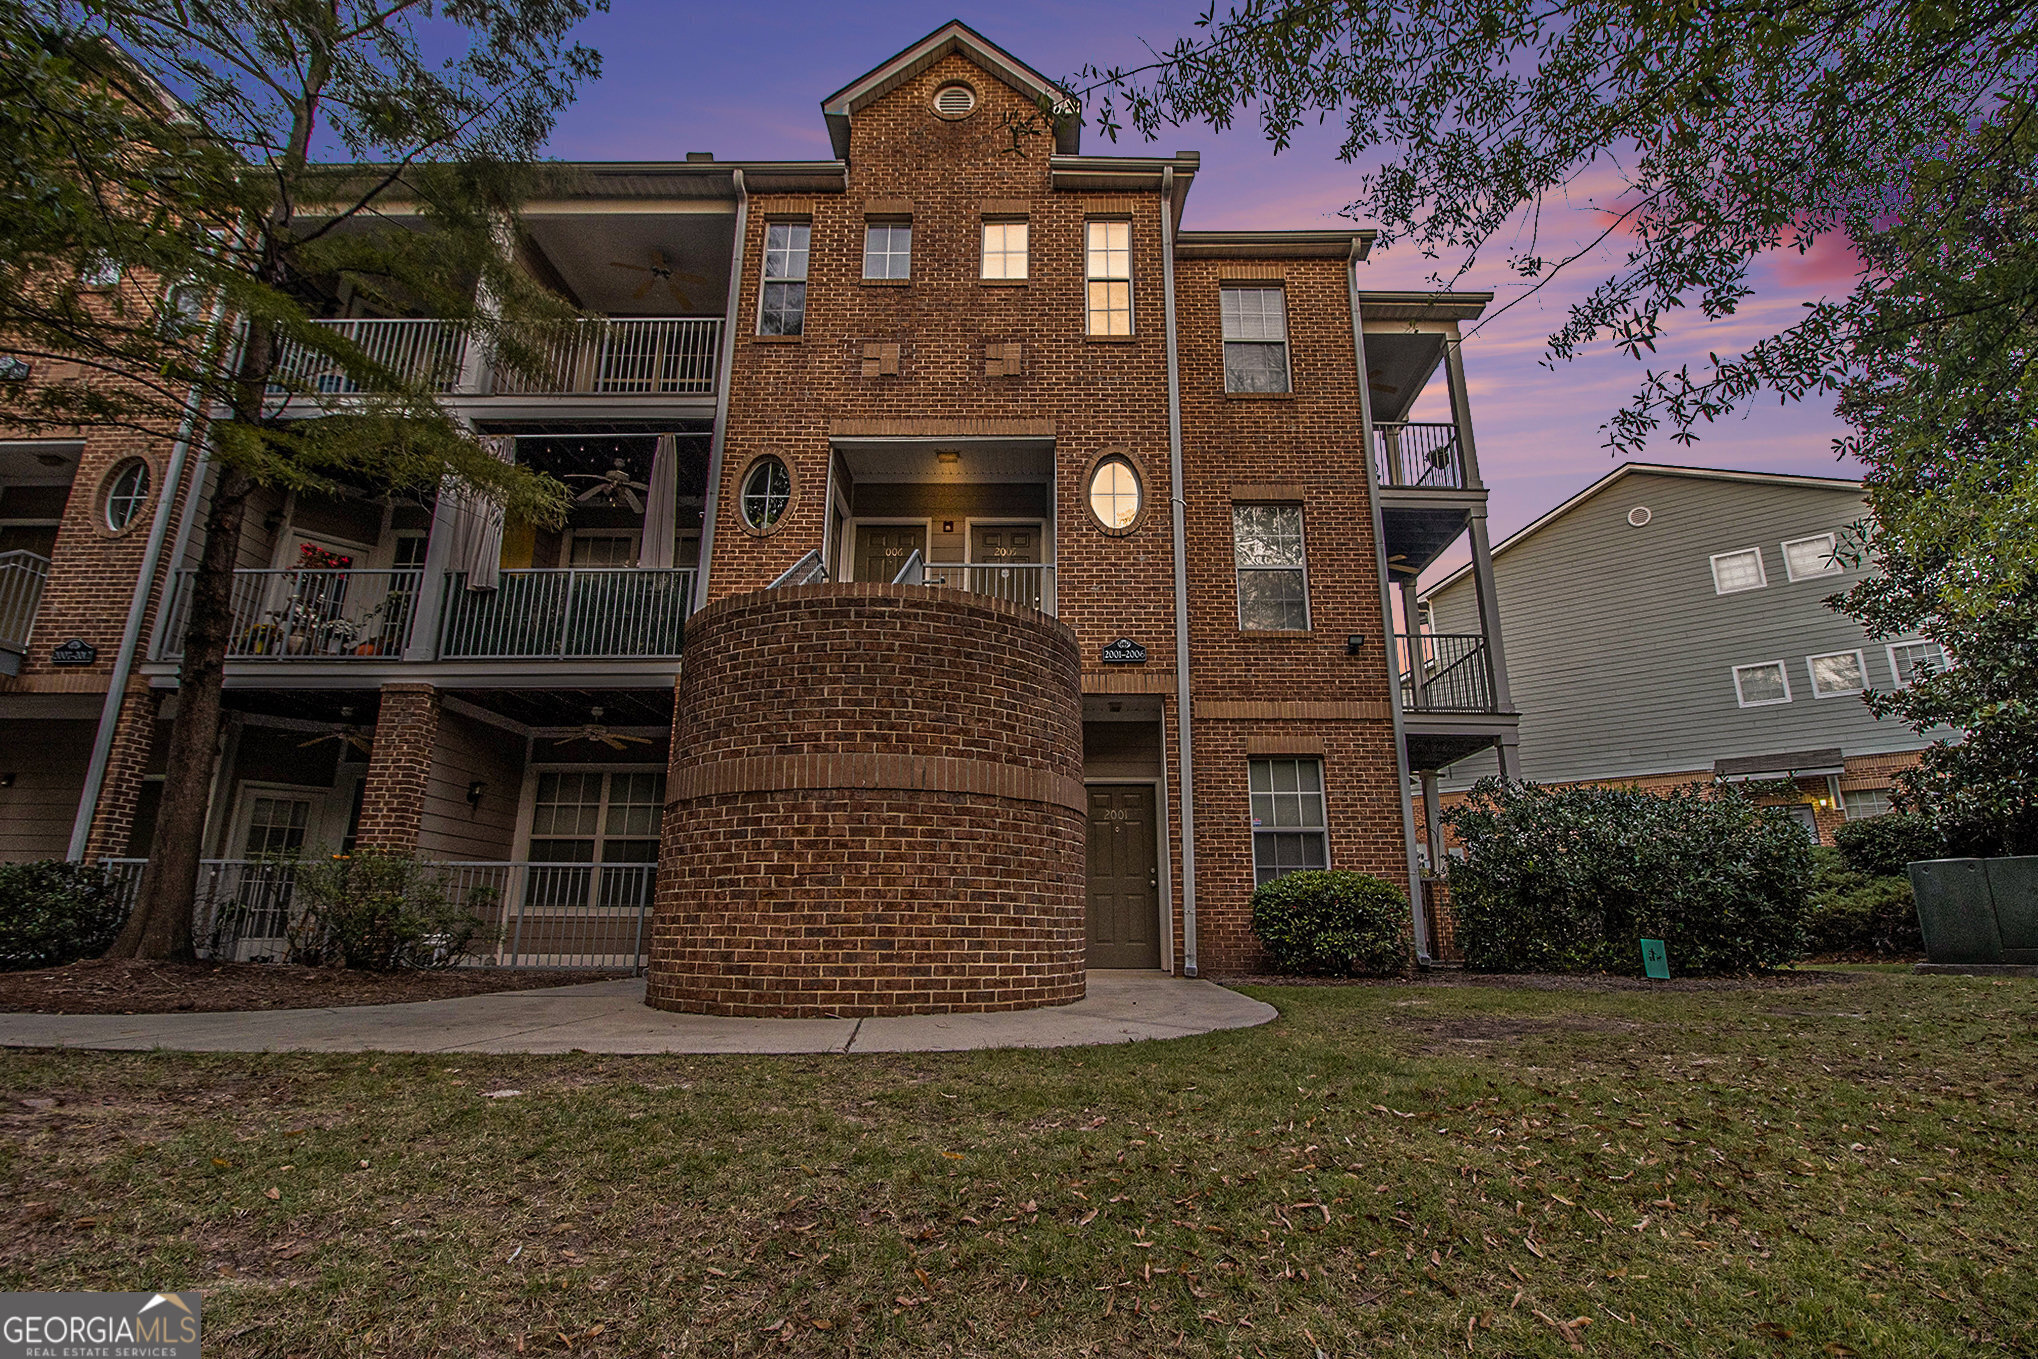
[1346,634,1366,655]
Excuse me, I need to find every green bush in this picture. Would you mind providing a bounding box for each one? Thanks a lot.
[288,852,477,970]
[1250,870,1413,976]
[1832,813,1945,878]
[1805,847,1923,956]
[1441,779,1813,976]
[0,861,127,970]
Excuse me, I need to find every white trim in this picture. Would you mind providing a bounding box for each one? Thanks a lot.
[1885,637,1948,689]
[1424,463,1865,599]
[1781,530,1844,582]
[1709,546,1767,595]
[1083,219,1134,337]
[226,780,336,857]
[979,219,1029,281]
[1232,500,1311,631]
[1080,776,1170,971]
[1806,648,1869,699]
[755,220,811,338]
[1219,283,1292,394]
[1732,660,1793,708]
[517,763,666,864]
[1246,755,1332,883]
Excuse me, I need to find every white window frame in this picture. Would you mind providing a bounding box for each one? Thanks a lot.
[1886,638,1948,688]
[1709,547,1767,595]
[1732,660,1793,708]
[518,764,667,865]
[1842,787,1894,820]
[1805,649,1868,699]
[980,220,1028,280]
[862,221,912,280]
[1781,531,1844,582]
[1232,502,1311,631]
[757,221,811,336]
[1220,286,1291,394]
[1248,756,1331,887]
[1084,220,1133,336]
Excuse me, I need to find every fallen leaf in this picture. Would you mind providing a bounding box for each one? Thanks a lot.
[1078,1209,1099,1226]
[940,1151,963,1160]
[481,1090,522,1100]
[1755,1322,1795,1340]
[264,1187,281,1201]
[212,1158,232,1168]
[1525,1239,1546,1259]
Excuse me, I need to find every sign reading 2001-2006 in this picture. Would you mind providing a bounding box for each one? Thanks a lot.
[1100,638,1147,665]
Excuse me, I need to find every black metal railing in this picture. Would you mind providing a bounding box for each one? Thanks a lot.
[1373,422,1468,490]
[1398,632,1497,712]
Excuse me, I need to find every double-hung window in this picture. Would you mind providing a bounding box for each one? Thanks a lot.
[759,222,810,336]
[1842,787,1893,820]
[1085,221,1132,335]
[981,220,1028,279]
[1233,503,1309,630]
[863,222,911,280]
[1221,287,1289,392]
[1887,639,1946,687]
[1250,758,1328,886]
[1806,649,1867,698]
[1733,661,1791,707]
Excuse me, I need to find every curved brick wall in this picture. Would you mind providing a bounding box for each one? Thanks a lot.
[648,583,1086,1017]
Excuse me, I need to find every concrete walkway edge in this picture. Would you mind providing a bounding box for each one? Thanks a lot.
[0,971,1275,1055]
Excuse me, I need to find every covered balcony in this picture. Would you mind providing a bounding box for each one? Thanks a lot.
[0,440,75,676]
[269,316,722,399]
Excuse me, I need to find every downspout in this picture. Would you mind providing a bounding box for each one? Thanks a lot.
[69,292,230,860]
[1161,164,1199,977]
[1346,251,1432,964]
[692,168,749,612]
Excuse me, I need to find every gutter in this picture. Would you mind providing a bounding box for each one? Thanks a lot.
[692,167,748,612]
[1346,246,1432,963]
[1161,164,1199,977]
[68,292,230,860]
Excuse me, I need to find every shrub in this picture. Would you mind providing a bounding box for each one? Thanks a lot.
[0,861,127,970]
[1805,848,1923,956]
[1441,779,1813,976]
[1832,813,1946,878]
[1250,870,1413,976]
[288,852,476,970]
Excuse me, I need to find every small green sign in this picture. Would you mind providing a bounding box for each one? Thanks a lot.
[1640,938,1671,980]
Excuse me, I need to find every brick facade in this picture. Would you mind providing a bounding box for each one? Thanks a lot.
[650,584,1085,1016]
[356,683,441,851]
[81,685,162,862]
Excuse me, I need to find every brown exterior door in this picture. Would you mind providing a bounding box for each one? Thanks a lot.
[1086,784,1161,968]
[966,523,1041,609]
[855,523,926,583]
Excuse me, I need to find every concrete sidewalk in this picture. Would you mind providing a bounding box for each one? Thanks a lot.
[0,970,1274,1055]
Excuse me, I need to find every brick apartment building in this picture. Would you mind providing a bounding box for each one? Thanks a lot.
[0,23,1518,1012]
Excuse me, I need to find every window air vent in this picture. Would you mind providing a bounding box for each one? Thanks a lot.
[1627,506,1652,527]
[933,83,977,118]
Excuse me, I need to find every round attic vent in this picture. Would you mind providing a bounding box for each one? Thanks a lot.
[1627,505,1653,527]
[932,83,978,119]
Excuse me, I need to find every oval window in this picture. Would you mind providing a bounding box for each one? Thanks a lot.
[1088,456,1141,531]
[740,456,792,532]
[103,459,152,532]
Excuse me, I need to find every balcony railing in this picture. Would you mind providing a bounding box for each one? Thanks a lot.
[269,317,722,398]
[160,567,424,660]
[0,549,52,664]
[921,561,1057,615]
[271,318,469,394]
[489,318,721,396]
[100,858,652,969]
[1398,632,1497,713]
[1374,422,1469,490]
[437,567,695,659]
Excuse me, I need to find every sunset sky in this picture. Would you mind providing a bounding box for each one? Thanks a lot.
[542,2,1859,579]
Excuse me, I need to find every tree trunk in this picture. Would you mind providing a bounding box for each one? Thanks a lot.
[104,462,254,961]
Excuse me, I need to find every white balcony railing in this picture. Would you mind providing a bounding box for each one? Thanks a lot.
[160,567,424,660]
[271,318,469,394]
[0,549,52,662]
[437,567,695,659]
[269,317,722,398]
[489,318,721,396]
[99,858,653,969]
[921,561,1056,615]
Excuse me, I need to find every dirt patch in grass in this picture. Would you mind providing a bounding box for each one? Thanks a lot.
[0,959,629,1014]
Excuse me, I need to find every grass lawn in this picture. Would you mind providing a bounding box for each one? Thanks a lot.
[1,969,2032,1357]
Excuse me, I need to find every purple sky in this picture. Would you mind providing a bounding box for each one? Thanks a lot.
[542,2,1857,579]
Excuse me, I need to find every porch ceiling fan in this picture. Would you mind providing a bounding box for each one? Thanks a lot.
[606,250,711,309]
[560,706,654,751]
[1368,366,1399,395]
[564,458,649,514]
[297,706,374,755]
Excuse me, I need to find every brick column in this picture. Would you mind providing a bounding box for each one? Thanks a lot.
[83,686,163,862]
[357,682,440,852]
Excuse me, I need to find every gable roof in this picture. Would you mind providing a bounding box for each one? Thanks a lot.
[1423,463,1863,599]
[821,20,1079,160]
